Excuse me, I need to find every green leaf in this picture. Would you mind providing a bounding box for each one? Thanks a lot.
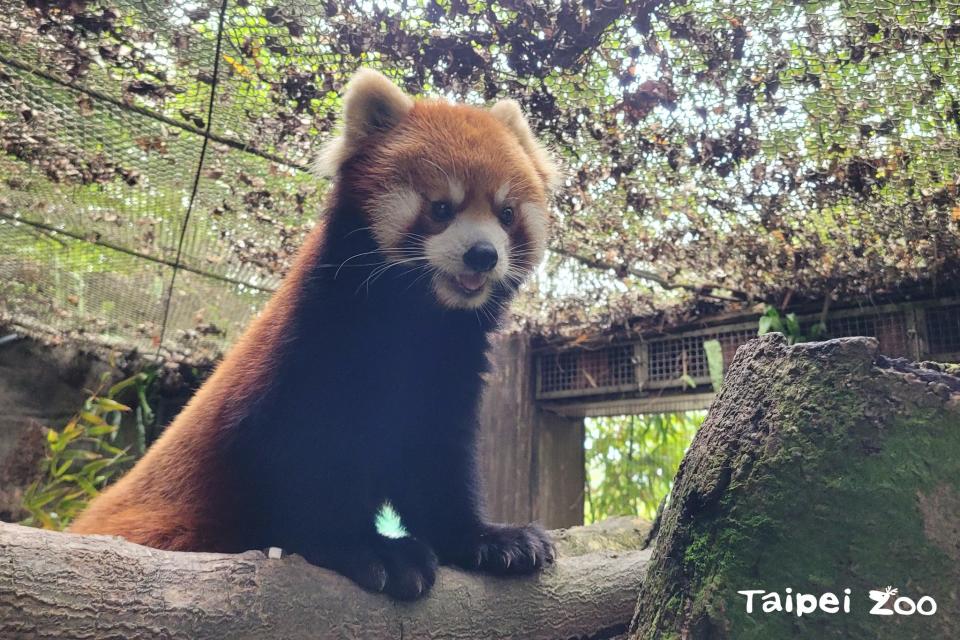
[53,458,73,478]
[107,373,144,397]
[85,424,118,437]
[22,377,140,530]
[758,316,773,335]
[703,339,725,392]
[584,412,705,523]
[94,398,131,412]
[31,509,57,530]
[80,459,112,476]
[96,442,128,457]
[75,477,99,497]
[80,411,108,427]
[809,322,826,340]
[25,487,63,510]
[784,313,801,337]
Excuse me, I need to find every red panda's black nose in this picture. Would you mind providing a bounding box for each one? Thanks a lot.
[463,241,499,272]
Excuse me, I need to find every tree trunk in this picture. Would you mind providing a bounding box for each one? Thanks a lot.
[0,517,650,640]
[631,334,960,639]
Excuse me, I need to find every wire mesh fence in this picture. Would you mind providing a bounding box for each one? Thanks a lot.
[1,0,959,357]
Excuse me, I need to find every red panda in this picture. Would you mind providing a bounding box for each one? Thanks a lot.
[70,69,559,600]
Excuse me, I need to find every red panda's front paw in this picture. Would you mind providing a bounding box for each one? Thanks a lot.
[304,536,438,600]
[373,536,439,600]
[455,523,555,576]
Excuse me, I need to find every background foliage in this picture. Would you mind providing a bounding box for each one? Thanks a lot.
[19,373,148,530]
[584,411,705,523]
[1,0,959,357]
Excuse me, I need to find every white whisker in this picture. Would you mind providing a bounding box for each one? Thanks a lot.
[335,249,385,279]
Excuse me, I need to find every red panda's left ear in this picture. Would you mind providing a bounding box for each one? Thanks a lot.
[490,99,563,194]
[315,69,413,177]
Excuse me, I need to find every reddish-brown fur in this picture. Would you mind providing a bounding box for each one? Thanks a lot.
[70,72,557,600]
[69,219,329,551]
[346,100,549,259]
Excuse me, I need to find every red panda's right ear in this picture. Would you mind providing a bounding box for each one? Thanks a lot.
[314,69,413,178]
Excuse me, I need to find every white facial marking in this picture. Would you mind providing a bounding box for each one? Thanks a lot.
[425,211,510,309]
[448,178,466,206]
[368,187,421,249]
[494,181,511,206]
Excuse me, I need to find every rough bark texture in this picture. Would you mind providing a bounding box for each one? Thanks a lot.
[631,334,960,639]
[0,518,649,640]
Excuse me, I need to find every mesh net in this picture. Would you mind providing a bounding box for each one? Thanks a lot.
[1,0,959,357]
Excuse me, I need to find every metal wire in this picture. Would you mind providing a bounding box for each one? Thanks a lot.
[0,53,307,173]
[155,0,231,357]
[0,212,275,293]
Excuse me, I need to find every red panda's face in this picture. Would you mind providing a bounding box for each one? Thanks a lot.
[319,70,559,311]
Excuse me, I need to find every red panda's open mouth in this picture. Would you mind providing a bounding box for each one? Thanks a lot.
[453,272,488,295]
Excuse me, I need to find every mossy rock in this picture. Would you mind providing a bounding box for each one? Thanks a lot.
[632,334,960,640]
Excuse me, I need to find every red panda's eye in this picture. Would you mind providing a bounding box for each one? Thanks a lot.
[499,206,515,226]
[431,201,454,221]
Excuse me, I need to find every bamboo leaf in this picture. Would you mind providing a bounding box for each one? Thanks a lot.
[80,411,108,427]
[703,339,725,392]
[94,398,131,412]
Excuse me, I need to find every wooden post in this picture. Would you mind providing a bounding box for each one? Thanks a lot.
[478,333,584,529]
[534,409,585,528]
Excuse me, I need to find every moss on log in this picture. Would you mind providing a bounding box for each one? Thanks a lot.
[631,334,960,639]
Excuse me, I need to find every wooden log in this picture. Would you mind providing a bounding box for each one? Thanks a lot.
[0,518,649,640]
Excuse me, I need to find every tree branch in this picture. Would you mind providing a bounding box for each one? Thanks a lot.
[551,247,748,301]
[0,518,650,640]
